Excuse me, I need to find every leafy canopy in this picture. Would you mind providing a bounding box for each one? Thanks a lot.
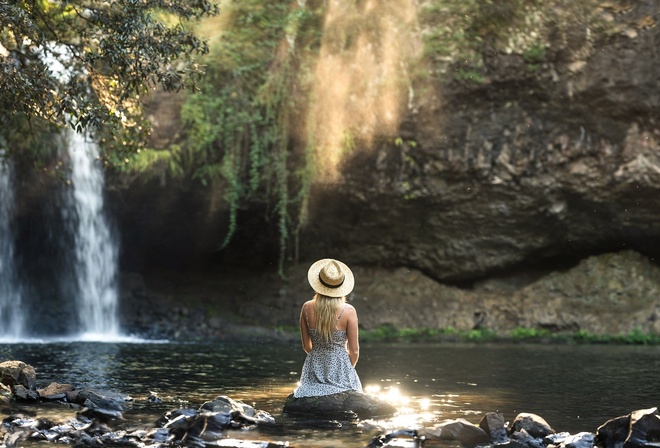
[0,0,218,137]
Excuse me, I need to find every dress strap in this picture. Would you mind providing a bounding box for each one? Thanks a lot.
[336,304,347,322]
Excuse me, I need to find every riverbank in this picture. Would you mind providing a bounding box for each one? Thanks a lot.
[118,250,660,344]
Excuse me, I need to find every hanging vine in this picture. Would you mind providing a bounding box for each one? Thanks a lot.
[172,0,323,275]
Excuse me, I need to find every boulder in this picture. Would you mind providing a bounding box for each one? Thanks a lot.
[200,395,275,425]
[626,407,660,448]
[283,391,396,419]
[0,361,36,390]
[598,408,660,448]
[13,384,39,401]
[558,432,596,448]
[511,412,556,438]
[73,388,131,410]
[596,413,630,448]
[480,411,509,443]
[422,418,490,445]
[510,428,546,448]
[37,382,75,400]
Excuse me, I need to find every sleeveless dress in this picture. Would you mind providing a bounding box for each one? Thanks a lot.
[293,305,364,398]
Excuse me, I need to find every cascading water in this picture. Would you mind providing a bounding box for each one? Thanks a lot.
[0,156,24,340]
[66,130,121,339]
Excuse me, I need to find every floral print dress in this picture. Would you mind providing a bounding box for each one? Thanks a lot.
[293,305,363,398]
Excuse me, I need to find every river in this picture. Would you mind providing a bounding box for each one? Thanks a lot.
[3,341,660,447]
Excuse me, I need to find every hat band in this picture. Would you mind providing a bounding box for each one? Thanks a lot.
[319,273,344,289]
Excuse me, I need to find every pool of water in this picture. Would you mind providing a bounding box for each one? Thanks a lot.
[2,341,660,447]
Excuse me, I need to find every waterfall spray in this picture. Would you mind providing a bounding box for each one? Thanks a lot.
[0,156,24,340]
[67,130,121,339]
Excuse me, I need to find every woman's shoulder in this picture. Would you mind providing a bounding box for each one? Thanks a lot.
[343,303,358,315]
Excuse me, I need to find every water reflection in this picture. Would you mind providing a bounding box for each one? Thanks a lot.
[2,341,660,448]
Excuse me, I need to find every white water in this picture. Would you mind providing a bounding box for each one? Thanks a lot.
[0,156,24,340]
[67,130,122,340]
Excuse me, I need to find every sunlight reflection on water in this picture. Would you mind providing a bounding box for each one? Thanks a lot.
[3,341,660,448]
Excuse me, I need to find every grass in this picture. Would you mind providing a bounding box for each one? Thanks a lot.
[357,325,660,345]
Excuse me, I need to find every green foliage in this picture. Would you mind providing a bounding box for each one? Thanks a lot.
[523,43,546,64]
[171,0,322,274]
[511,326,553,340]
[360,325,660,345]
[418,0,605,84]
[0,0,218,154]
[523,43,546,72]
[453,68,487,84]
[362,325,497,343]
[465,328,497,342]
[571,328,660,345]
[362,324,402,342]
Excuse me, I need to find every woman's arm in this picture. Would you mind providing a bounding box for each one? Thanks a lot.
[345,306,360,367]
[300,302,313,354]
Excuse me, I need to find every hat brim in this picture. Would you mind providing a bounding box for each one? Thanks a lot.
[307,259,355,298]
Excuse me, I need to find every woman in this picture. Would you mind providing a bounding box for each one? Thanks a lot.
[293,258,363,398]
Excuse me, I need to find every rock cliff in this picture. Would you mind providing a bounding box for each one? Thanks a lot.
[298,0,660,281]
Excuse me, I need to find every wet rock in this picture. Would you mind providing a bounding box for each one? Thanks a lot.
[74,388,131,408]
[78,406,124,424]
[4,431,27,448]
[69,388,130,424]
[1,393,281,447]
[480,411,509,443]
[510,428,546,448]
[598,408,660,448]
[511,412,556,438]
[158,407,200,430]
[37,382,75,400]
[148,391,162,403]
[367,429,423,448]
[150,397,276,446]
[626,407,660,448]
[422,418,491,445]
[221,441,289,448]
[13,385,39,401]
[557,432,596,448]
[201,395,255,416]
[545,431,572,445]
[283,391,396,419]
[201,395,275,424]
[0,361,36,390]
[596,413,630,448]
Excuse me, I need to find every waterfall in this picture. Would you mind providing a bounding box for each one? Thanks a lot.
[0,156,24,340]
[66,130,121,339]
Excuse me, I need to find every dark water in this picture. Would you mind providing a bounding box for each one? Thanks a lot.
[2,341,660,447]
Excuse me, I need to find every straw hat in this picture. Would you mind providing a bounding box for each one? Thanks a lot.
[307,259,354,298]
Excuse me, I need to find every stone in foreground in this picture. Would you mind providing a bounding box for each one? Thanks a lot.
[283,391,396,419]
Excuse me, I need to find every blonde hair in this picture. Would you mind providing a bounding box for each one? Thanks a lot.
[313,293,345,343]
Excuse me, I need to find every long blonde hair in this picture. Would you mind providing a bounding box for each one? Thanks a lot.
[313,293,345,342]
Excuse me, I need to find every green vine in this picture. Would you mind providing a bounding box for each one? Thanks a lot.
[157,0,322,274]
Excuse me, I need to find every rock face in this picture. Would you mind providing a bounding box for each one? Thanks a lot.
[282,391,396,419]
[101,0,660,284]
[114,249,660,340]
[296,0,660,282]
